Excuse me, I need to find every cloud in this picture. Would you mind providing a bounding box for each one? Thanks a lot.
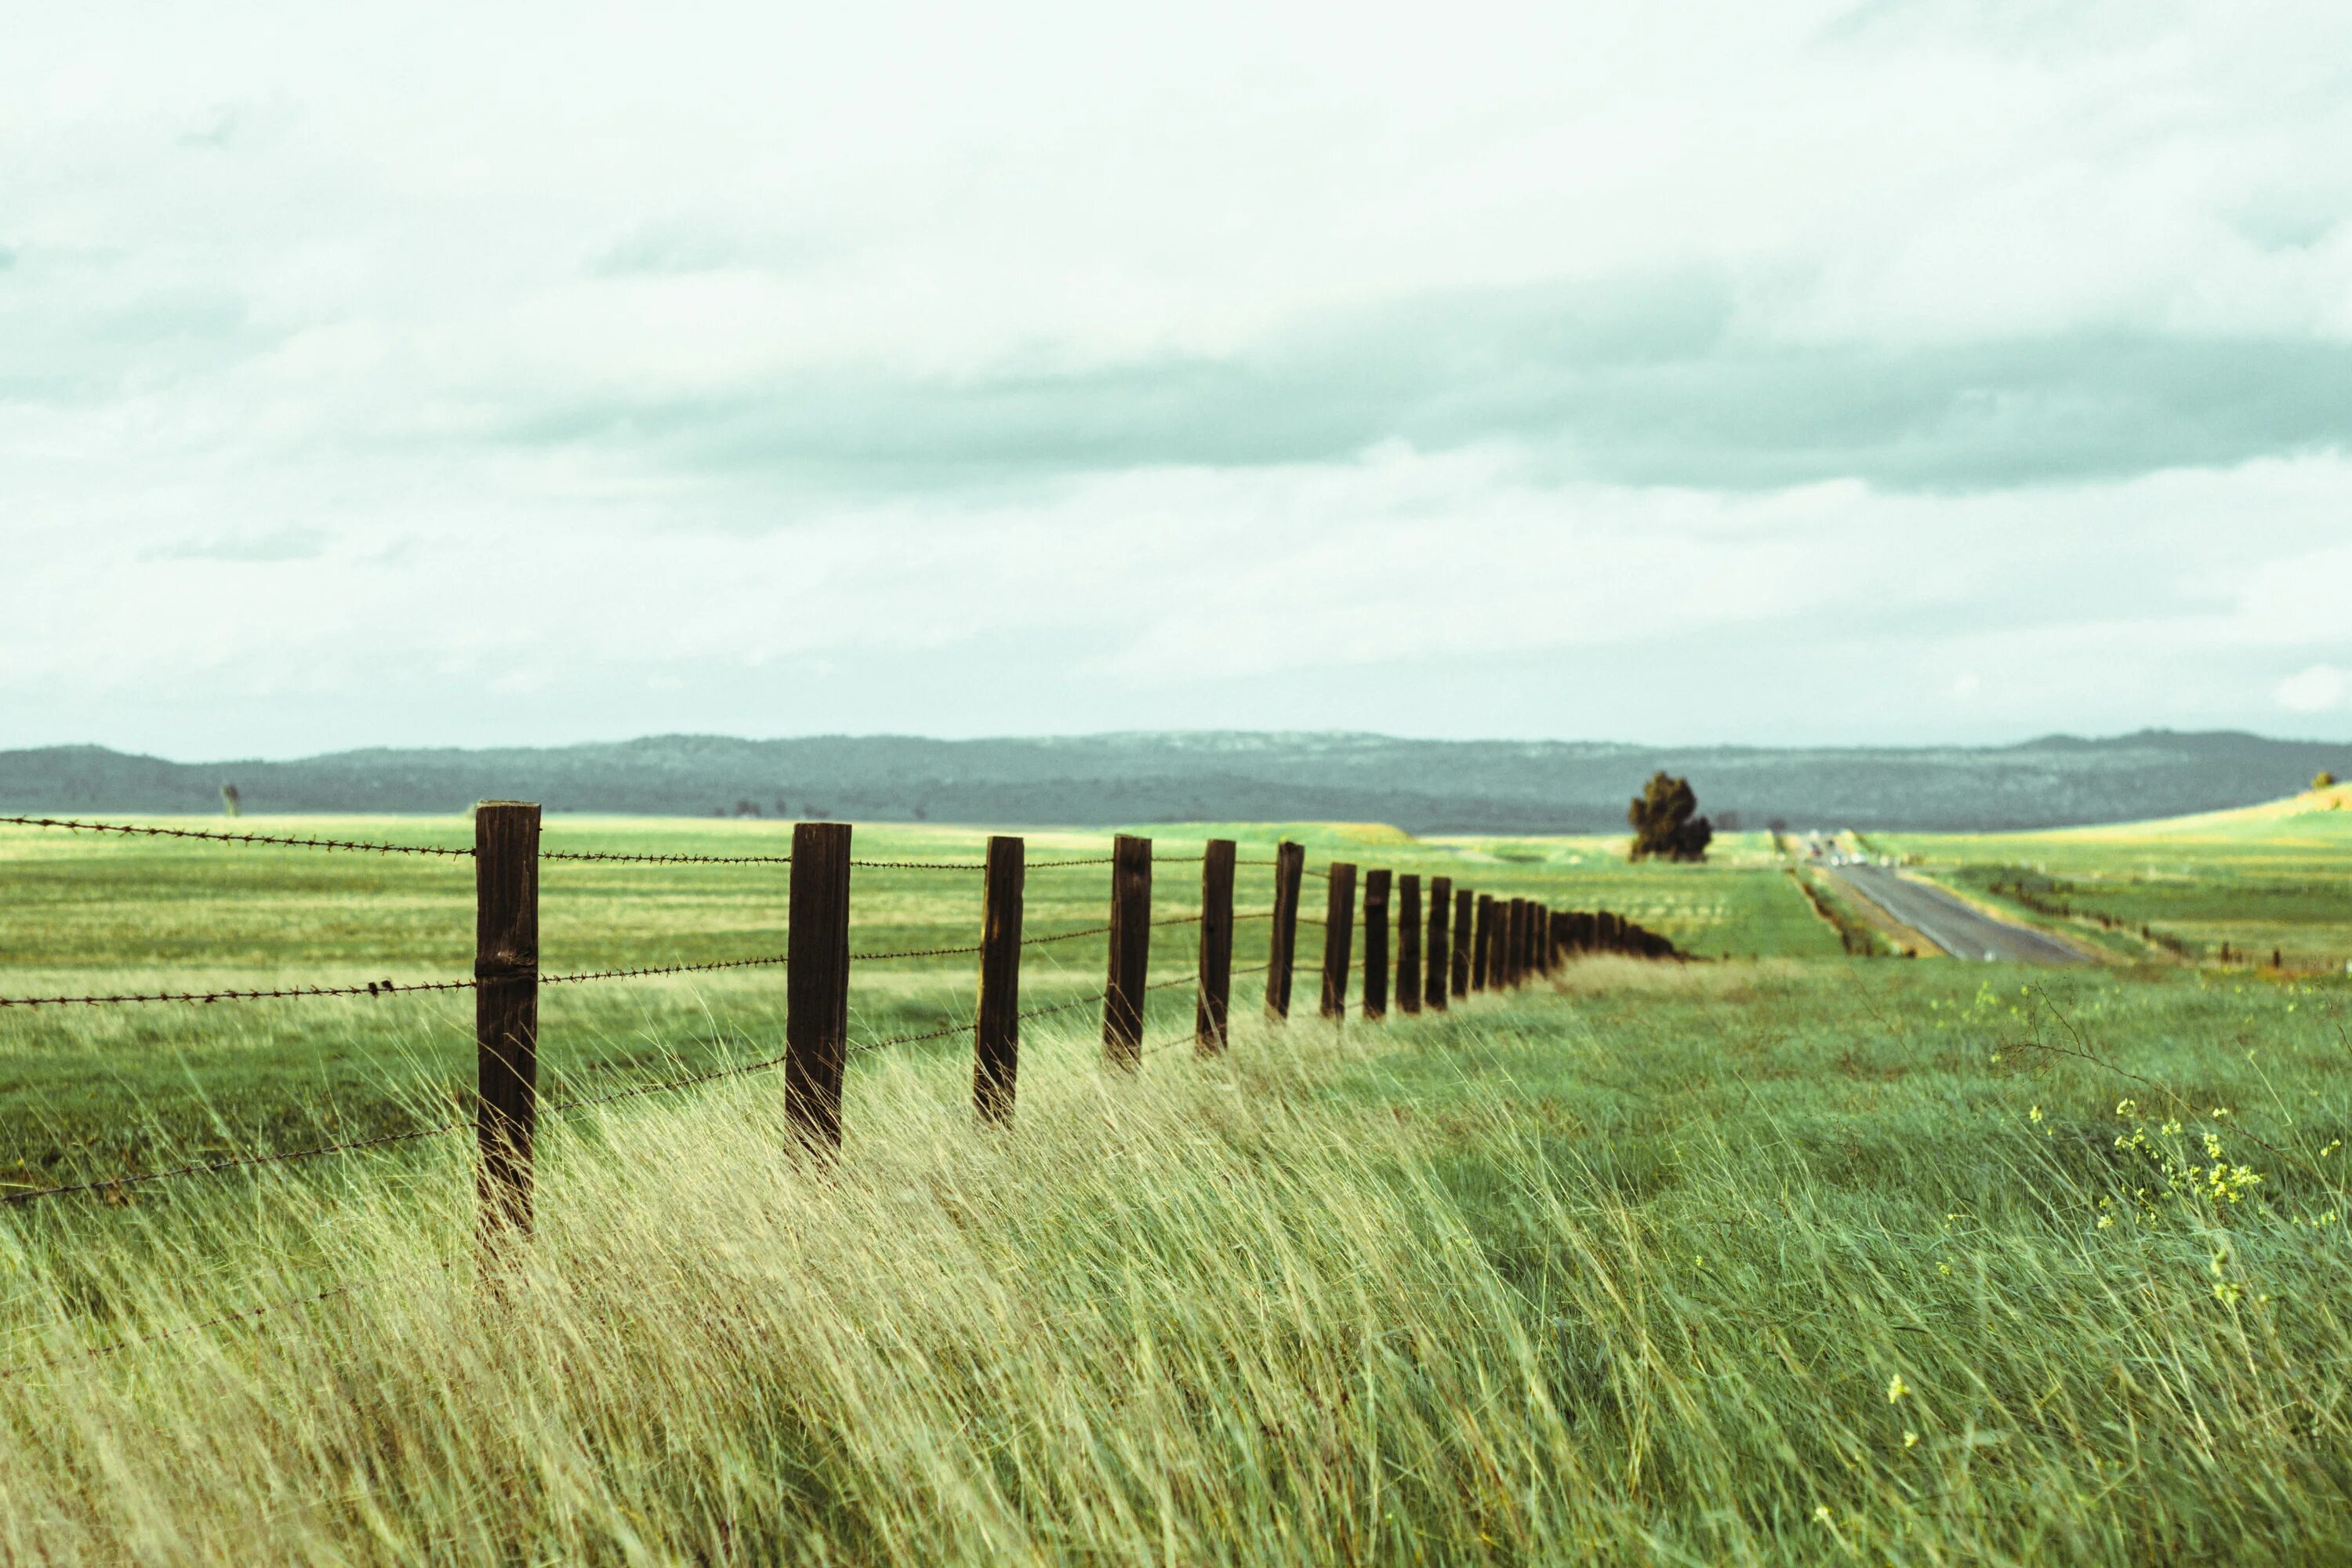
[4,1,2352,754]
[2277,666,2352,714]
[496,288,2352,495]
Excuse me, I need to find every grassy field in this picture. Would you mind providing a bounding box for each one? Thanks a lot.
[1,810,2348,1562]
[1876,783,2352,971]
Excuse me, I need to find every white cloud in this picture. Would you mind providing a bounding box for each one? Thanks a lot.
[3,2,2352,754]
[2277,665,2352,714]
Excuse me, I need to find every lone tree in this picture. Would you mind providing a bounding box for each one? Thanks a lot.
[2316,771,2339,791]
[1628,771,1712,862]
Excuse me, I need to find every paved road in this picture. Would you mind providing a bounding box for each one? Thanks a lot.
[1825,864,2087,965]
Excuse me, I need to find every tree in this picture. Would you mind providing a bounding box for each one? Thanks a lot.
[2316,771,2339,791]
[220,782,241,818]
[1628,771,1713,862]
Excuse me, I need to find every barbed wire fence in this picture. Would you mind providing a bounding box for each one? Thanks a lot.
[0,809,1661,1376]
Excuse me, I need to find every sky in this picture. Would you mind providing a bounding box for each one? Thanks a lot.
[5,0,2351,760]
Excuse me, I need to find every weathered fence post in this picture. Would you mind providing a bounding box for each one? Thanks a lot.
[1472,894,1495,991]
[1451,888,1473,997]
[1396,873,1421,1016]
[475,801,539,1253]
[1319,862,1357,1019]
[786,822,853,1149]
[1362,869,1391,1020]
[1509,898,1529,986]
[1103,833,1152,1068]
[1265,840,1305,1021]
[1425,875,1451,1011]
[1196,839,1236,1054]
[1537,902,1555,975]
[974,834,1024,1123]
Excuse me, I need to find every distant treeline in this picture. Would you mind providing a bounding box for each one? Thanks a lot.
[3,729,2346,833]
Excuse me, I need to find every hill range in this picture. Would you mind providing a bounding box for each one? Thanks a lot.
[5,730,2347,833]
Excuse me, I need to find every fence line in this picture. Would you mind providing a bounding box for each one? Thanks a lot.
[2,811,1680,1298]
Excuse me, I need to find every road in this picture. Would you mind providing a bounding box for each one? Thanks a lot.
[1824,863,2087,965]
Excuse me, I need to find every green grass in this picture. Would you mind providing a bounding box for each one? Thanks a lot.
[2,813,2348,1561]
[1882,788,2352,971]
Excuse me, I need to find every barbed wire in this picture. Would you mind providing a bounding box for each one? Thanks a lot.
[0,977,477,1010]
[0,815,472,857]
[543,953,789,985]
[851,942,983,963]
[542,848,793,866]
[1022,923,1110,947]
[1141,1028,1203,1057]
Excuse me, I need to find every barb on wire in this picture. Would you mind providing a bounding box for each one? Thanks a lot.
[1141,1028,1202,1057]
[0,1116,466,1210]
[1,1262,449,1382]
[542,953,789,985]
[0,815,472,858]
[543,849,792,866]
[0,977,476,1010]
[852,1018,967,1055]
[850,942,984,963]
[1016,989,1110,1024]
[1022,923,1110,948]
[851,855,1117,871]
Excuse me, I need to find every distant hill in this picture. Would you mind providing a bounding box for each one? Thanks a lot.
[5,730,2347,833]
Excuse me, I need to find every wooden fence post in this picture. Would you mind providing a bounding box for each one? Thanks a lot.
[475,801,539,1251]
[1509,898,1529,986]
[786,822,853,1149]
[1362,869,1391,1020]
[1425,875,1451,1011]
[1396,874,1421,1016]
[1472,895,1495,991]
[974,834,1024,1123]
[1319,862,1357,1019]
[1103,833,1152,1068]
[1537,902,1554,975]
[1196,839,1236,1054]
[1450,888,1473,998]
[1265,840,1305,1021]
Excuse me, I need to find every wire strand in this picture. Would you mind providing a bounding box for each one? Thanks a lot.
[850,942,983,963]
[0,815,471,857]
[0,977,476,1009]
[542,849,792,866]
[543,953,788,985]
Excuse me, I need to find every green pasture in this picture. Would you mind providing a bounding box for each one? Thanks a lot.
[0,815,1834,1189]
[1878,786,2352,970]
[3,807,2350,1560]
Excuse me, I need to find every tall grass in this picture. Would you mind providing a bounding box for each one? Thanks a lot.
[2,958,2347,1563]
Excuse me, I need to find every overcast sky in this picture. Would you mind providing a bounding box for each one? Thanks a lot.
[5,1,2350,760]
